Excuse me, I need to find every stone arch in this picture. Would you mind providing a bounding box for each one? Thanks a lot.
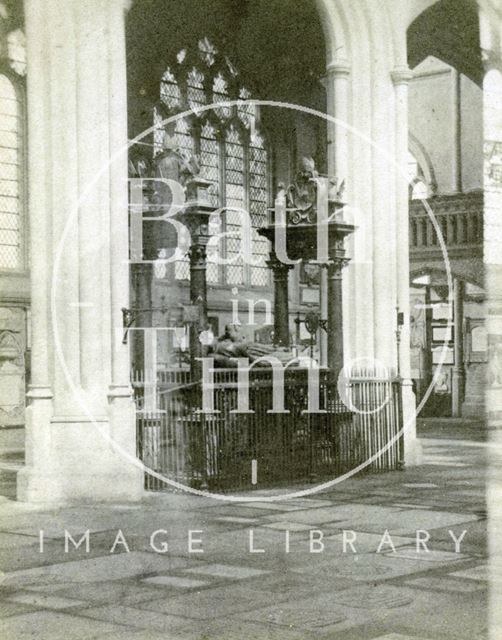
[408,133,438,195]
[410,265,485,291]
[314,0,350,65]
[407,0,483,86]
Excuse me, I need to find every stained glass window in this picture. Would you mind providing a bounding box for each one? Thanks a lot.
[225,127,245,285]
[153,107,164,156]
[174,118,194,155]
[199,122,219,201]
[0,75,22,270]
[187,68,205,112]
[160,68,181,110]
[154,39,270,287]
[238,87,254,129]
[200,122,220,282]
[213,73,231,120]
[249,132,268,226]
[172,119,194,279]
[249,132,269,286]
[174,225,190,280]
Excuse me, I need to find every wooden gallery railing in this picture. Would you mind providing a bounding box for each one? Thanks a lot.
[133,368,404,492]
[409,192,483,254]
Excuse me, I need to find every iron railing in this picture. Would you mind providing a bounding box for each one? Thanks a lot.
[133,368,403,492]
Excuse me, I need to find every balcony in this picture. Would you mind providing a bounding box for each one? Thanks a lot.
[409,191,483,256]
[409,191,483,284]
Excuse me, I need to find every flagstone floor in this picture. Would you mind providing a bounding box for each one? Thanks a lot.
[0,425,490,639]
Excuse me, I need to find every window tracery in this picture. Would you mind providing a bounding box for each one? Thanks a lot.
[0,73,23,270]
[153,37,270,287]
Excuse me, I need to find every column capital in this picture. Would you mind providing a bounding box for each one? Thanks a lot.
[391,65,414,86]
[323,257,350,279]
[326,59,351,77]
[267,256,293,283]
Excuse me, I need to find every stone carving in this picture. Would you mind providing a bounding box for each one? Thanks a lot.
[286,156,318,223]
[329,177,345,203]
[154,129,201,186]
[283,157,345,225]
[210,324,295,368]
[188,244,207,268]
[140,129,204,212]
[128,152,151,179]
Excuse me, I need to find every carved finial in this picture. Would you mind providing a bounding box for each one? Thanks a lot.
[328,177,346,204]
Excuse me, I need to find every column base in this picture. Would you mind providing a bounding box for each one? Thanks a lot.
[401,379,423,466]
[17,467,144,504]
[17,394,144,504]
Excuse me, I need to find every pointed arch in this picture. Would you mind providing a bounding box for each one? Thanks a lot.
[408,132,438,196]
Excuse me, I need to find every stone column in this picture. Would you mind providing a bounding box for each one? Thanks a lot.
[323,59,351,366]
[188,242,208,374]
[452,277,465,417]
[17,0,143,503]
[131,263,153,373]
[325,260,345,373]
[391,65,421,465]
[19,0,53,486]
[268,255,292,348]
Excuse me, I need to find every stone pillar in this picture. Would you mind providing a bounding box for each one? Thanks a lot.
[452,277,465,417]
[323,59,351,365]
[131,263,153,373]
[188,242,208,374]
[325,260,345,373]
[392,65,421,465]
[268,255,292,348]
[17,0,143,503]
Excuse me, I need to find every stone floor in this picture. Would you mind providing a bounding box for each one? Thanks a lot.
[0,423,489,639]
